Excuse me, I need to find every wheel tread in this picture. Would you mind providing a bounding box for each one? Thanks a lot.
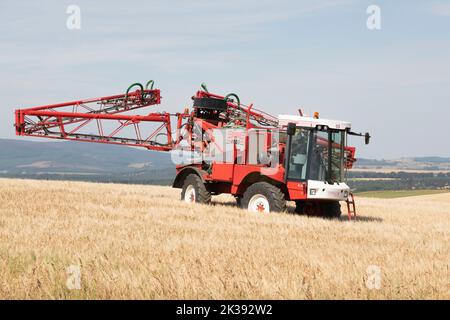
[241,182,286,212]
[181,174,211,204]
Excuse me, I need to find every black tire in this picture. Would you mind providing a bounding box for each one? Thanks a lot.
[241,182,286,212]
[180,174,211,204]
[235,196,242,207]
[320,201,342,218]
[297,200,341,218]
[294,200,306,214]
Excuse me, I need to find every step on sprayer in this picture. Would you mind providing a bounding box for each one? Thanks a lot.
[14,81,370,219]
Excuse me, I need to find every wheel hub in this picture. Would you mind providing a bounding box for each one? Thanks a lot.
[248,194,270,213]
[184,185,196,203]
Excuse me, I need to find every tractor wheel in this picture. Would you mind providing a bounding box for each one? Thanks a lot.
[241,182,286,213]
[321,201,342,218]
[303,201,322,216]
[301,201,341,218]
[180,174,211,204]
[235,196,242,207]
[294,200,306,214]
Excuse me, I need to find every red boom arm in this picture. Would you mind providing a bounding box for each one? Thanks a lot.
[14,87,179,151]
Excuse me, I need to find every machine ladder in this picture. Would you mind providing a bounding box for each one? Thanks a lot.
[346,192,357,220]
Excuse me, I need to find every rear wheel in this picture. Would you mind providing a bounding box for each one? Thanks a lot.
[235,196,242,207]
[180,174,211,204]
[241,182,286,213]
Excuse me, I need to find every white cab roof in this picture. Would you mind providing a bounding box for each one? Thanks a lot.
[278,115,351,130]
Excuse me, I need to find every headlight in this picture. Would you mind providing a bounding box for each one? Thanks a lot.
[344,190,349,197]
[310,189,317,195]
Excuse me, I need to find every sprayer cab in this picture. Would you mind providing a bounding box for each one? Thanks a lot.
[279,115,352,201]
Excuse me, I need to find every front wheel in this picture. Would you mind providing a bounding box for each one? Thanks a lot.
[241,182,286,213]
[297,200,341,218]
[180,174,211,204]
[321,201,342,218]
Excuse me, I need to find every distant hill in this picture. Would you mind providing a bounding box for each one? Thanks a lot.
[353,158,394,166]
[0,139,175,185]
[412,157,450,163]
[354,157,450,171]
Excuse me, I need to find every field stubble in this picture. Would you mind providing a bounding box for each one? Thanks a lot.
[0,178,448,299]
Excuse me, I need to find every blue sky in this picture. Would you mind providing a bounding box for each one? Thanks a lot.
[1,0,449,158]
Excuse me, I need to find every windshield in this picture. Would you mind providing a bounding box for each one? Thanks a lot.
[287,127,345,183]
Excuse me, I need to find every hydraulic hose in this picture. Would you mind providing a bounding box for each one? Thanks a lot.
[125,83,144,100]
[201,82,209,93]
[145,80,155,90]
[224,93,240,109]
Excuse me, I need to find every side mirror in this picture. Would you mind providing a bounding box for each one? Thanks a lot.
[365,132,371,145]
[287,122,296,136]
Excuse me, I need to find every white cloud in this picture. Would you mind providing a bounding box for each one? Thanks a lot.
[430,3,450,16]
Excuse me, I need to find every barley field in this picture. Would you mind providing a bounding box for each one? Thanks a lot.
[0,178,448,299]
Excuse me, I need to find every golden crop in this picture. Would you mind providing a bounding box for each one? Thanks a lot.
[0,178,448,299]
